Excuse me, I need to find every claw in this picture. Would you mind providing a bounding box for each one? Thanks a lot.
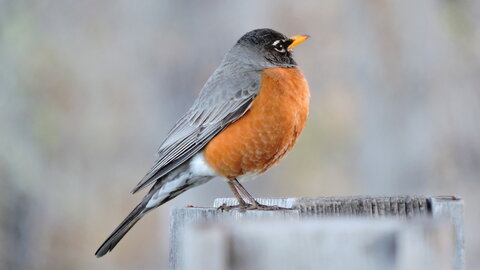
[216,202,292,212]
[217,202,251,212]
[251,203,292,211]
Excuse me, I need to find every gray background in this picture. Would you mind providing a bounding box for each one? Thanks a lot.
[0,0,479,269]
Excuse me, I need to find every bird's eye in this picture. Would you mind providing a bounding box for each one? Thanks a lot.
[272,40,286,53]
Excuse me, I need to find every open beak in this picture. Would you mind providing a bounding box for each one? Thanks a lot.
[287,35,310,51]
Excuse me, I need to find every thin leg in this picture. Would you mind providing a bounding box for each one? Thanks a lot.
[231,178,291,211]
[217,180,252,212]
[231,178,259,205]
[227,180,248,206]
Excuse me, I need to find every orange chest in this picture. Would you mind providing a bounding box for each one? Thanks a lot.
[204,67,310,178]
[251,67,310,129]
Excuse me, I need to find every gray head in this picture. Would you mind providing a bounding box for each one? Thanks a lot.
[223,28,309,70]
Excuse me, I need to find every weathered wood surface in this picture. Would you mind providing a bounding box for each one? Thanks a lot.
[213,196,430,217]
[170,196,464,270]
[170,208,299,270]
[430,196,465,270]
[183,218,454,270]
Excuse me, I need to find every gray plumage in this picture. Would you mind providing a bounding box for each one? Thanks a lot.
[131,29,297,194]
[96,163,211,257]
[96,28,300,257]
[131,68,260,194]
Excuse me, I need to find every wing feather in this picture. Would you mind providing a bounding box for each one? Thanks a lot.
[131,70,260,193]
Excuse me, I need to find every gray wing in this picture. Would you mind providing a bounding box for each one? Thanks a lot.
[131,70,261,193]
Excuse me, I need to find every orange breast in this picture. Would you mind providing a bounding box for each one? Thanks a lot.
[204,67,310,179]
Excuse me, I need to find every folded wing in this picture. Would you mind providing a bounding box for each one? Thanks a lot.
[131,70,261,193]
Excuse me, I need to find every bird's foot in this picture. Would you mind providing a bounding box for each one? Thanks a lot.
[217,202,251,212]
[250,203,292,211]
[217,202,292,212]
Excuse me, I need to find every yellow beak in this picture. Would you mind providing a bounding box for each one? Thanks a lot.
[287,35,310,51]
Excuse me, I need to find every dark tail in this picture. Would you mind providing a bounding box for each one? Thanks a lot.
[95,166,212,257]
[95,200,148,257]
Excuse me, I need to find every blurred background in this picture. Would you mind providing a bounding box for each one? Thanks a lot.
[1,0,479,269]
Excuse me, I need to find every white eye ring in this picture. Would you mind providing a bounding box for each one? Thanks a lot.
[272,40,286,53]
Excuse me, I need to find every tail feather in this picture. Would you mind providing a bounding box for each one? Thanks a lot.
[95,201,147,257]
[95,184,190,257]
[95,165,213,257]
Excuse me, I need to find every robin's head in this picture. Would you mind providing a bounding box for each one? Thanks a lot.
[232,28,309,68]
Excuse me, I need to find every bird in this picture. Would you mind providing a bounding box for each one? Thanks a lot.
[95,28,310,257]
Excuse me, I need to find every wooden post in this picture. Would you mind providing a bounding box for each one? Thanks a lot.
[430,196,465,270]
[170,196,463,270]
[182,218,454,270]
[170,208,299,270]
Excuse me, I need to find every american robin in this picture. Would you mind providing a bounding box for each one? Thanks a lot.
[95,28,310,257]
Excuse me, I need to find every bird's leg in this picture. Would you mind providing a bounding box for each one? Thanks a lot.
[227,180,249,206]
[231,178,291,211]
[217,180,251,211]
[231,178,257,205]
